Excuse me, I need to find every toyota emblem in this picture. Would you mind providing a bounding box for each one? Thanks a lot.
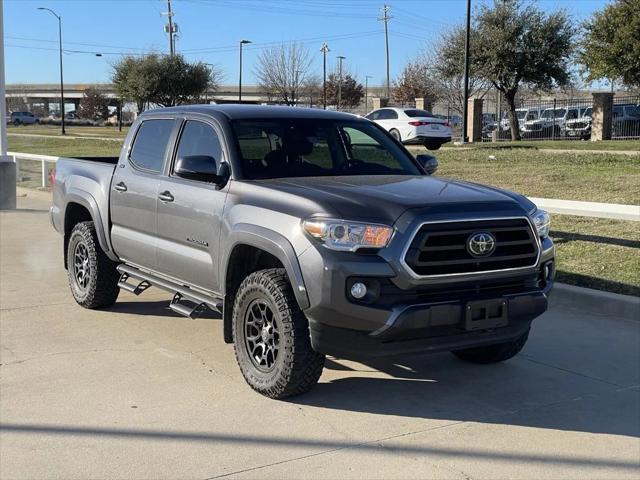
[467,232,496,257]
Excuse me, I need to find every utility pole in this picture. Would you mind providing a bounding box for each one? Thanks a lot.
[320,42,330,110]
[337,56,346,111]
[38,7,65,135]
[0,0,17,210]
[378,5,392,100]
[238,39,251,103]
[461,0,471,143]
[163,0,175,55]
[365,75,372,113]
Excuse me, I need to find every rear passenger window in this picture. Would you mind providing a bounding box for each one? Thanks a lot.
[129,119,174,172]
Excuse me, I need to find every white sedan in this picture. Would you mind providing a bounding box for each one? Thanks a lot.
[365,107,452,150]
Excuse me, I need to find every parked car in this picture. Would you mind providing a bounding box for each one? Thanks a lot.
[565,107,593,140]
[50,105,555,399]
[9,111,39,125]
[500,108,542,132]
[521,106,582,138]
[365,107,452,150]
[612,104,640,138]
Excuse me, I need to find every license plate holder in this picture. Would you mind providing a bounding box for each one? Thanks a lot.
[464,299,508,331]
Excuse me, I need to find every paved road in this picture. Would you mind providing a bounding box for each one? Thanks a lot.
[1,190,639,479]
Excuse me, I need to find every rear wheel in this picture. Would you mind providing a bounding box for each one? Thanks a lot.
[451,329,529,364]
[389,129,402,142]
[67,221,120,308]
[232,268,325,399]
[424,141,442,151]
[13,119,21,126]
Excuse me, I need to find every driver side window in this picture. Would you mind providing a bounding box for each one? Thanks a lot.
[173,120,223,178]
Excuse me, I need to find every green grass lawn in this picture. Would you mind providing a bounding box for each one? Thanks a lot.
[7,124,128,138]
[9,136,122,157]
[9,134,639,296]
[435,148,640,204]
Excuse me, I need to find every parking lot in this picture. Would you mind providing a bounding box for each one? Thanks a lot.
[1,190,639,479]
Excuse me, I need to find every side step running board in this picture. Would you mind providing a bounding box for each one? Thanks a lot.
[117,264,222,319]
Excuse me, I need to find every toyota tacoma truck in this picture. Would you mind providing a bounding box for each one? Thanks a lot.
[50,105,555,399]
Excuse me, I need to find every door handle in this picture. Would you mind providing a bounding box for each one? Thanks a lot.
[114,181,127,192]
[158,191,174,202]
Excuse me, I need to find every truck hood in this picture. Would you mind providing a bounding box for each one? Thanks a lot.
[255,175,533,224]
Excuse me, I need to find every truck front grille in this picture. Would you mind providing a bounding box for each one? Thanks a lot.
[403,218,539,277]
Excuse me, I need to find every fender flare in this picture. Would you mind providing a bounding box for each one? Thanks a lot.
[64,189,118,262]
[221,223,310,310]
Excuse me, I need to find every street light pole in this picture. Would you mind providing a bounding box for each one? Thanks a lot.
[337,56,345,111]
[38,7,65,135]
[320,42,330,110]
[238,39,251,103]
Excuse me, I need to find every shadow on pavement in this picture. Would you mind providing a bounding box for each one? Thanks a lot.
[0,423,637,472]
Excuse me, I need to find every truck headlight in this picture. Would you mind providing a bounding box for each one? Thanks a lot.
[532,210,551,238]
[302,219,393,251]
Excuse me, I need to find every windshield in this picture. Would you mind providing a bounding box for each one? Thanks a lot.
[541,108,566,119]
[232,119,422,180]
[516,110,527,120]
[404,109,433,118]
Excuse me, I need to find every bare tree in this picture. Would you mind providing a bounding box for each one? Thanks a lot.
[392,61,438,106]
[255,43,313,105]
[422,27,490,115]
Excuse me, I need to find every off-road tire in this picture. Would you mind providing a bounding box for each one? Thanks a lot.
[451,329,529,364]
[389,128,402,142]
[232,268,325,399]
[67,221,120,309]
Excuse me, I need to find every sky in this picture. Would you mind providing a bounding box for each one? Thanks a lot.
[4,0,611,87]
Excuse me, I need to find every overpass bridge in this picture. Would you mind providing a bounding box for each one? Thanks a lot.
[5,83,387,113]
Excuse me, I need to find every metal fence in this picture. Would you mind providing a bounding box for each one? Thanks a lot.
[482,97,595,142]
[612,95,640,140]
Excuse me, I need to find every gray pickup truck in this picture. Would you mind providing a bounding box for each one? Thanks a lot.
[51,105,555,399]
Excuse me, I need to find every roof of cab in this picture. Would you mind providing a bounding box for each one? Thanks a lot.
[139,104,366,121]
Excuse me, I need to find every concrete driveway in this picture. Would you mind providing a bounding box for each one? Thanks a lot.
[1,190,639,479]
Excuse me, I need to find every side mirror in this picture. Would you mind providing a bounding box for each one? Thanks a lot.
[175,155,230,187]
[416,154,438,175]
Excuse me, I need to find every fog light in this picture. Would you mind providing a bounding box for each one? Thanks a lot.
[350,282,367,299]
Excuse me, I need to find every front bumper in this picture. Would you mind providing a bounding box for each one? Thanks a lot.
[299,207,555,359]
[309,280,551,359]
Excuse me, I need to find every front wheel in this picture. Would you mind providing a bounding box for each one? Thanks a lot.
[389,129,402,142]
[451,329,529,364]
[67,221,120,308]
[232,268,325,399]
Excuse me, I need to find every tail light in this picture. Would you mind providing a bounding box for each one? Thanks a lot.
[409,121,431,126]
[49,167,56,191]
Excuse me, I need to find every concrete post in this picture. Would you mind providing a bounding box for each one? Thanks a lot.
[415,97,433,111]
[591,92,614,141]
[0,0,17,210]
[467,98,483,143]
[372,97,389,110]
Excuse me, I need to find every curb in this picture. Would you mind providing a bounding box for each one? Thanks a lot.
[551,283,640,322]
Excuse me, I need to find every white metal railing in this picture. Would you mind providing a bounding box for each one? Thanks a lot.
[7,151,640,222]
[8,151,74,188]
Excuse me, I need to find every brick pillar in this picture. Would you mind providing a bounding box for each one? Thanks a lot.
[415,97,433,111]
[467,98,483,143]
[372,97,388,110]
[591,92,614,141]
